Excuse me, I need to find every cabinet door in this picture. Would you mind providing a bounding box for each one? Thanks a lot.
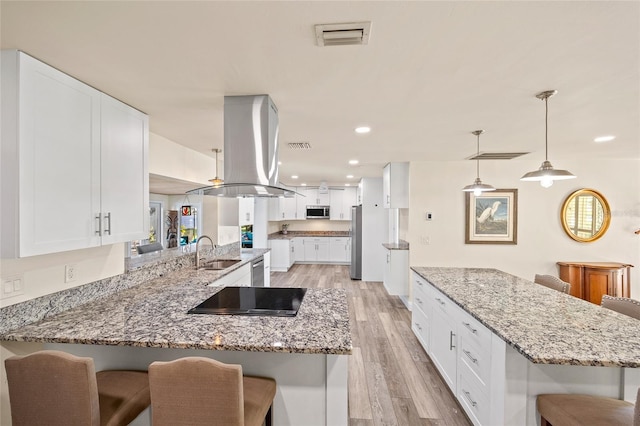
[304,240,317,261]
[316,241,330,262]
[329,189,344,220]
[296,187,307,220]
[342,187,357,220]
[268,240,289,271]
[329,238,348,262]
[293,238,305,262]
[382,164,391,208]
[263,252,271,287]
[9,51,102,257]
[430,296,457,390]
[239,197,254,225]
[100,94,149,245]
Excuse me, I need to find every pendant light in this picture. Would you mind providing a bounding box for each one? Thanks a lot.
[520,90,576,188]
[208,148,223,187]
[462,130,496,196]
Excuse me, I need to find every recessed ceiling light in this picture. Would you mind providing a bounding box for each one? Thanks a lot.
[301,183,307,186]
[291,175,298,179]
[355,126,371,134]
[349,159,359,165]
[345,183,351,187]
[278,161,282,165]
[346,174,354,178]
[594,135,616,143]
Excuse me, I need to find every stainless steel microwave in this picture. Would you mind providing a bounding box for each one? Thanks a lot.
[306,205,330,219]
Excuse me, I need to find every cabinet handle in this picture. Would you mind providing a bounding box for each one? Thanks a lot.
[95,214,102,236]
[416,297,422,305]
[463,349,478,364]
[416,280,423,287]
[282,212,285,219]
[449,331,456,350]
[387,253,390,263]
[435,297,445,306]
[104,212,112,235]
[414,322,422,331]
[462,322,478,334]
[463,390,478,408]
[386,194,390,204]
[246,212,250,221]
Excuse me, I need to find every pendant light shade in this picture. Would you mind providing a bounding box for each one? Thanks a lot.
[520,90,576,188]
[208,148,224,187]
[462,130,496,196]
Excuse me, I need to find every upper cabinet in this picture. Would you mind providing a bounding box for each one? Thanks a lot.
[238,197,254,226]
[1,50,149,257]
[383,162,409,208]
[329,187,357,220]
[301,187,330,206]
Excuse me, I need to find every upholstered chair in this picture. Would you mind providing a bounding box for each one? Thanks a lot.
[5,350,150,426]
[601,295,640,320]
[148,357,276,426]
[534,274,571,294]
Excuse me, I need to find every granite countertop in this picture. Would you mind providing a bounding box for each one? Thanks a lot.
[268,231,350,240]
[412,267,640,367]
[1,249,352,355]
[382,240,409,250]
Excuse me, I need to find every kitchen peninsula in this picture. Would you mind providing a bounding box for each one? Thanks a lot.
[0,249,352,426]
[411,267,640,426]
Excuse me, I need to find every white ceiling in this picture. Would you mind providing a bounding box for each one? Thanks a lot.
[2,1,638,192]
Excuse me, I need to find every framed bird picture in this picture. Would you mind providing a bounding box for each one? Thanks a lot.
[465,189,518,244]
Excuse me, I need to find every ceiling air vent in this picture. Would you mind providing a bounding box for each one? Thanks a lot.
[287,142,312,150]
[315,22,372,47]
[467,152,530,160]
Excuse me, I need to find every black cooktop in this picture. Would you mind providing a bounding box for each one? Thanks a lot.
[188,287,307,317]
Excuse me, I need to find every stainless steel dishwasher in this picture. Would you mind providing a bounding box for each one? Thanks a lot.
[251,256,265,287]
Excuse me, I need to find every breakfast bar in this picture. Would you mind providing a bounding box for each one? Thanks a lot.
[411,267,640,426]
[1,253,352,426]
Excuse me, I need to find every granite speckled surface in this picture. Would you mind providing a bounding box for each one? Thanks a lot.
[412,267,640,367]
[382,240,409,250]
[1,251,352,355]
[268,231,350,240]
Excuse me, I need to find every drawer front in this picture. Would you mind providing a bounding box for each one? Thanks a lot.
[458,333,491,387]
[458,313,492,351]
[413,274,431,308]
[458,362,490,426]
[411,303,430,351]
[431,287,455,318]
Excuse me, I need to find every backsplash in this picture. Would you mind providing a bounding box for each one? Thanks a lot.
[0,242,239,334]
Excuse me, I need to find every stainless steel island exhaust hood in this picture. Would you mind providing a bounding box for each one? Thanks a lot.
[188,95,295,198]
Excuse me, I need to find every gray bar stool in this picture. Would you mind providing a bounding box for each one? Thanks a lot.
[149,357,276,426]
[5,350,150,426]
[534,274,571,294]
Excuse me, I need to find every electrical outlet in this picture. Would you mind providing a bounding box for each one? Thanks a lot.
[1,274,24,298]
[426,212,433,221]
[65,264,77,283]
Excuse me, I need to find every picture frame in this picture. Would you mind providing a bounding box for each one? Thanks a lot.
[465,189,518,244]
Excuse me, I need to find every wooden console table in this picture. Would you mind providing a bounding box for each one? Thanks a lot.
[557,261,633,305]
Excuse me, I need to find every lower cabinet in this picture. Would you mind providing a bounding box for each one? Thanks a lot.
[557,261,633,305]
[411,271,501,426]
[263,252,271,287]
[208,264,252,287]
[383,248,409,297]
[304,238,330,262]
[269,237,352,268]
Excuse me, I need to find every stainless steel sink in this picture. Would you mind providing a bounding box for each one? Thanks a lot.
[200,259,241,270]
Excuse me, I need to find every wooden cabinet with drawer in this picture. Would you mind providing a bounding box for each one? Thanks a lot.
[557,261,633,305]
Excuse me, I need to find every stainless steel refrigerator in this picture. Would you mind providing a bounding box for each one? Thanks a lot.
[350,205,362,280]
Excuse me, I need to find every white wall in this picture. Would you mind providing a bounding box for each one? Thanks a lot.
[149,132,214,185]
[409,158,640,297]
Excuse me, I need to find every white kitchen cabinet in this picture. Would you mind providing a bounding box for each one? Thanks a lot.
[263,251,271,287]
[329,237,350,263]
[382,162,409,208]
[268,239,292,272]
[303,237,330,262]
[239,197,254,225]
[269,185,300,221]
[207,263,251,287]
[293,238,305,263]
[99,94,149,245]
[301,187,330,206]
[329,188,357,221]
[1,50,148,257]
[382,248,409,299]
[411,270,499,426]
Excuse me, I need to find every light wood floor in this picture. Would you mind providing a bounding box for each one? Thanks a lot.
[271,264,472,426]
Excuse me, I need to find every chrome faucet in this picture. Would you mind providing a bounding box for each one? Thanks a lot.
[195,235,216,269]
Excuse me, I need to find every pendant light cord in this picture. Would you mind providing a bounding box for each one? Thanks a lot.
[544,96,549,161]
[476,133,480,179]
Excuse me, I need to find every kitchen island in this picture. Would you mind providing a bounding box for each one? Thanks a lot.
[411,267,640,426]
[1,250,352,426]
